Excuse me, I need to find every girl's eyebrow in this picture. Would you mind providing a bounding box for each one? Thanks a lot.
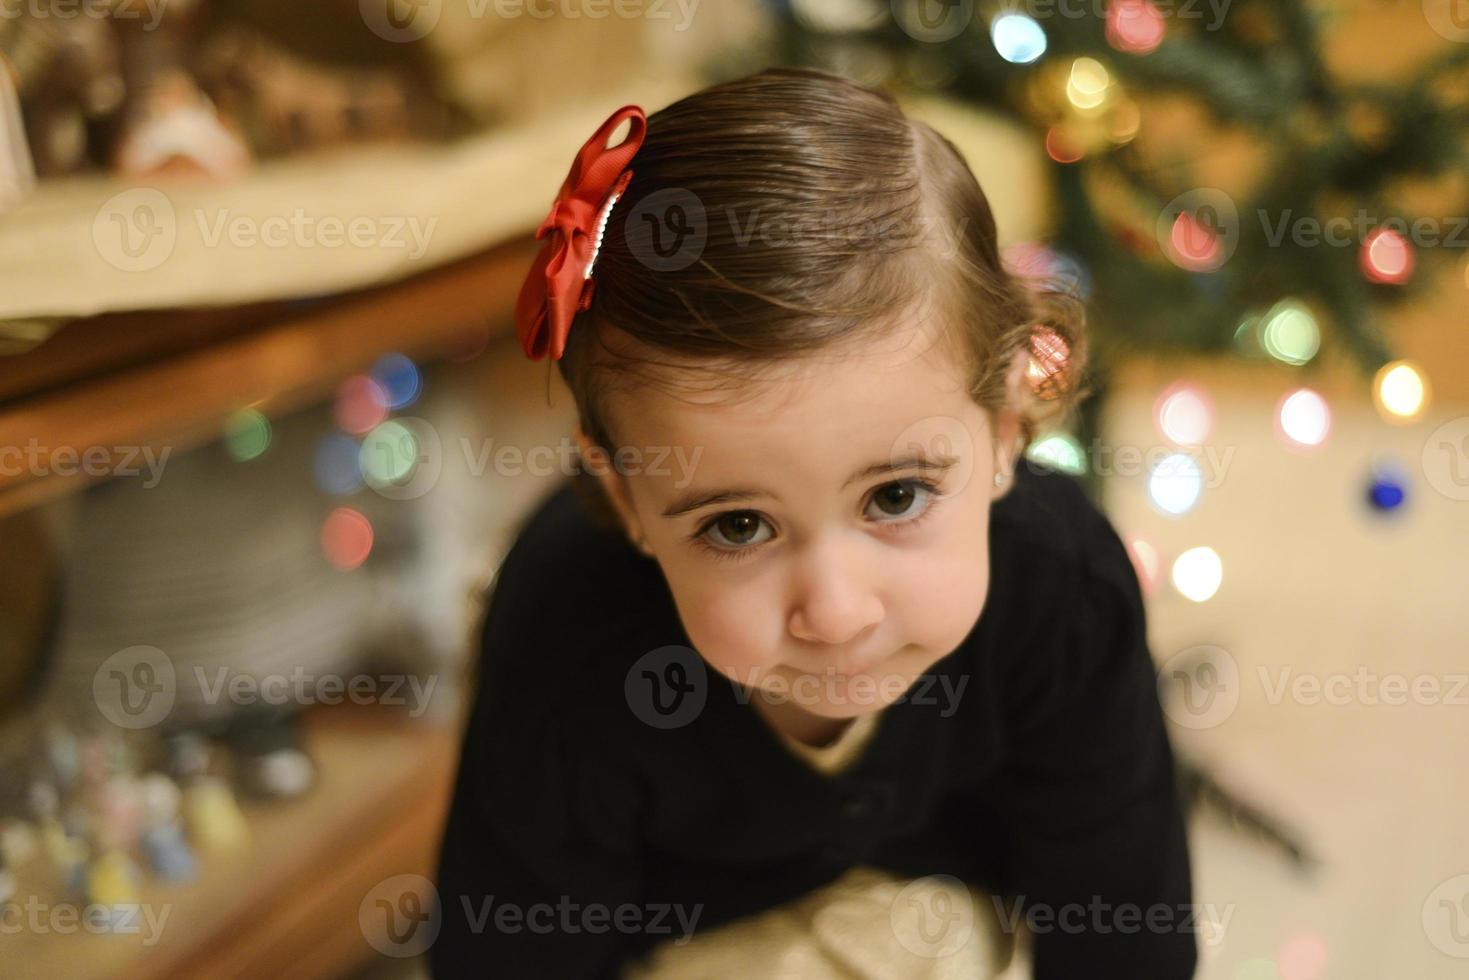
[659,452,959,518]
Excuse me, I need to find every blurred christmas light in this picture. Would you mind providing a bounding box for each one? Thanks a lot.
[1232,311,1264,356]
[1106,0,1165,54]
[1276,388,1331,449]
[1066,57,1111,111]
[334,375,389,435]
[1044,125,1083,163]
[1049,250,1092,298]
[991,13,1047,64]
[321,507,373,571]
[370,352,421,410]
[1360,227,1413,284]
[1372,359,1428,422]
[1126,536,1162,594]
[1026,432,1087,475]
[1169,211,1222,272]
[360,420,419,488]
[222,408,270,462]
[1366,460,1408,513]
[1260,300,1320,366]
[1155,382,1214,446]
[314,434,364,495]
[1171,546,1222,602]
[1148,452,1203,515]
[1277,930,1327,980]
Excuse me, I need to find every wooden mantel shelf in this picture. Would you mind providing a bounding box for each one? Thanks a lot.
[0,237,538,520]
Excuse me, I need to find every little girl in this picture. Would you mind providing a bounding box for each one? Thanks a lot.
[430,67,1196,979]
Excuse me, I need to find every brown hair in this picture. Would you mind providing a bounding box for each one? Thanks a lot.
[555,66,1088,527]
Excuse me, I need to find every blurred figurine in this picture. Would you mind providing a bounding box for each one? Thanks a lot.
[139,772,197,882]
[166,732,248,852]
[32,781,88,897]
[85,845,143,929]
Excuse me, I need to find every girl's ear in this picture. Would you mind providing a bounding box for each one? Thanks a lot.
[573,425,651,553]
[990,345,1033,500]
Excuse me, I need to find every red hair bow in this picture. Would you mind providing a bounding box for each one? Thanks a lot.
[514,105,647,361]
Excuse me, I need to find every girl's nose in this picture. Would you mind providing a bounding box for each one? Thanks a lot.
[786,536,884,647]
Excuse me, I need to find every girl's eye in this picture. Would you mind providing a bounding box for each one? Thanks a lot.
[700,511,772,551]
[865,479,939,522]
[692,479,944,561]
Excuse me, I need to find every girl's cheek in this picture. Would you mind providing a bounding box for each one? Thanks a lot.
[671,577,780,679]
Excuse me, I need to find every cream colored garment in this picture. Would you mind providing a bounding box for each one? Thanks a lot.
[622,711,1014,980]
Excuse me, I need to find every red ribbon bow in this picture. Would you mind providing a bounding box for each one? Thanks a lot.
[514,105,647,361]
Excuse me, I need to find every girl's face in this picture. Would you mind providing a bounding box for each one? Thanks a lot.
[582,318,1029,731]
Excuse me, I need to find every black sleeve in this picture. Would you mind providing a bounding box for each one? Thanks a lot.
[429,548,644,979]
[990,508,1197,979]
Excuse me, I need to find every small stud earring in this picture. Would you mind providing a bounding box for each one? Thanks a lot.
[993,471,1008,488]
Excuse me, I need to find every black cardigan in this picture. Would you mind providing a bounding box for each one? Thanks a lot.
[429,461,1197,978]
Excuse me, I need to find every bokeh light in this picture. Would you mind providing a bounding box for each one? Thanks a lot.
[222,408,271,462]
[360,420,420,489]
[334,374,389,435]
[1026,432,1087,476]
[1260,300,1320,366]
[1066,57,1112,111]
[1148,452,1203,515]
[314,434,364,495]
[1106,0,1166,54]
[320,507,373,571]
[1171,545,1223,602]
[1169,211,1223,272]
[1360,227,1413,284]
[1155,382,1214,446]
[1373,359,1428,421]
[991,13,1047,64]
[1276,388,1331,449]
[370,352,422,410]
[1045,125,1084,164]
